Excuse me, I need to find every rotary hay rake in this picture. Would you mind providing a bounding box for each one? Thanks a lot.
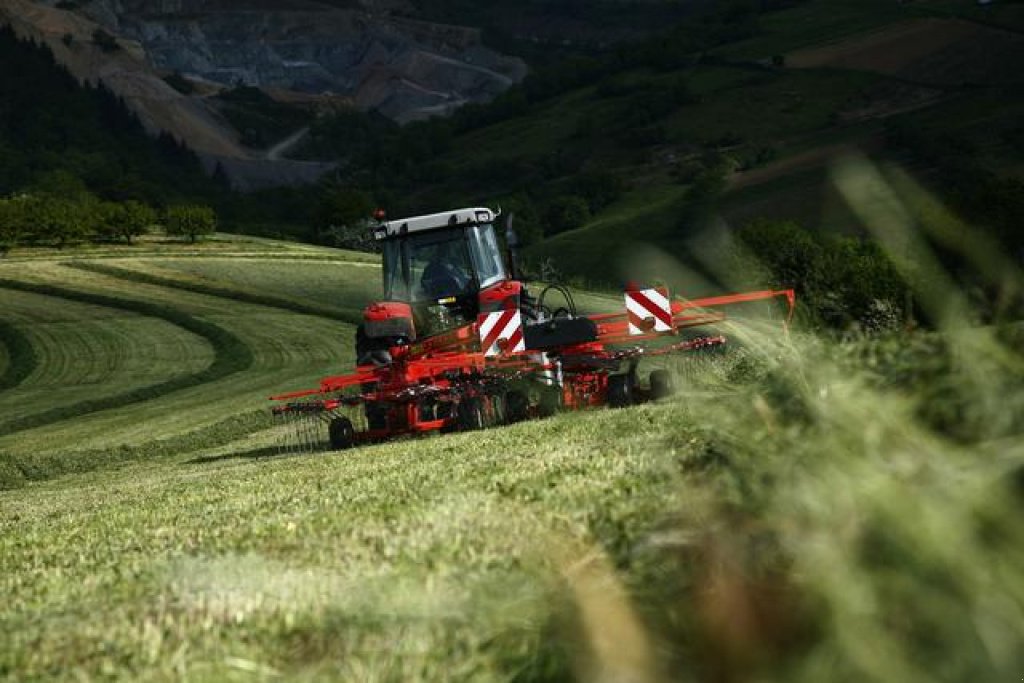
[270,207,794,453]
[270,288,794,454]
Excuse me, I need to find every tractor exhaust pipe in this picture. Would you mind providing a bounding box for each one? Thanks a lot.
[505,213,521,281]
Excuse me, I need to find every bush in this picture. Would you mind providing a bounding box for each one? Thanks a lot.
[736,219,909,331]
[543,195,591,236]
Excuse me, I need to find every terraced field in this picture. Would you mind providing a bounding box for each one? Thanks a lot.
[1,235,1022,682]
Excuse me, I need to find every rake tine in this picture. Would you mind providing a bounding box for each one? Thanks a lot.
[306,412,315,453]
[279,411,291,456]
[299,411,307,454]
[276,412,285,456]
[307,411,319,453]
[283,412,291,454]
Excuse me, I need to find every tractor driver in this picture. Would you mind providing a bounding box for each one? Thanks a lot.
[419,238,472,300]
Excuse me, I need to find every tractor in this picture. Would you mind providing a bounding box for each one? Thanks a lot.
[271,207,794,451]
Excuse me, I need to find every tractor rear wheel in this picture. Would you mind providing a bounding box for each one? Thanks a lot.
[328,416,355,450]
[649,369,675,400]
[607,374,633,408]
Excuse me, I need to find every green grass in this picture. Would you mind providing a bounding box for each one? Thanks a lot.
[1,232,1022,681]
[715,0,932,60]
[524,184,689,288]
[0,234,377,264]
[664,68,880,148]
[100,257,384,324]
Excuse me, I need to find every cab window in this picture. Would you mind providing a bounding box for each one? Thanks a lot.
[382,228,476,303]
[467,223,507,288]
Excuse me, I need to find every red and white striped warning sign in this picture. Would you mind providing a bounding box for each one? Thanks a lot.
[625,286,673,335]
[478,308,526,357]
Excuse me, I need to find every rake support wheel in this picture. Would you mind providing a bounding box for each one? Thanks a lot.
[505,390,529,424]
[457,397,485,431]
[328,416,355,450]
[607,374,633,408]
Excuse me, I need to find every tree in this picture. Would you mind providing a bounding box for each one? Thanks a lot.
[498,194,543,248]
[120,200,156,242]
[1,194,43,245]
[164,204,216,243]
[98,200,156,242]
[569,170,624,213]
[0,196,26,255]
[738,219,825,296]
[34,197,92,248]
[312,188,375,250]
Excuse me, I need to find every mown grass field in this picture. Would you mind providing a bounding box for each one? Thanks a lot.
[1,213,1023,682]
[0,237,363,483]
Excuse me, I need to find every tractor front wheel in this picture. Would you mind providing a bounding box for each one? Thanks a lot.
[329,416,355,450]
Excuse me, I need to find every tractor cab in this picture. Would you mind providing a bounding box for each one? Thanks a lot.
[366,208,510,344]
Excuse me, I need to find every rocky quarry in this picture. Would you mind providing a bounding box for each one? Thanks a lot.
[1,0,527,189]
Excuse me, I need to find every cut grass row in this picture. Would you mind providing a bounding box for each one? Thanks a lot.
[0,319,37,392]
[0,279,253,440]
[67,260,367,326]
[145,257,383,317]
[0,410,269,490]
[0,257,356,481]
[0,234,378,264]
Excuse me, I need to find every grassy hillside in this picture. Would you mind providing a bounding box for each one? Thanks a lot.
[1,236,1022,681]
[285,0,1024,319]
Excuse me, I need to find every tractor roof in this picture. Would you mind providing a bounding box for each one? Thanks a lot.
[373,207,498,241]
